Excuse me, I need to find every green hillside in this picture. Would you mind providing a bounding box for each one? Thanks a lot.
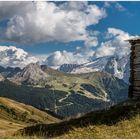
[18,100,140,139]
[0,97,59,138]
[0,71,128,118]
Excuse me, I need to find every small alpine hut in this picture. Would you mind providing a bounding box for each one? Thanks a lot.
[128,37,140,99]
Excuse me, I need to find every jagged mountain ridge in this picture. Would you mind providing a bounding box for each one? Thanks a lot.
[58,55,130,83]
[59,64,80,73]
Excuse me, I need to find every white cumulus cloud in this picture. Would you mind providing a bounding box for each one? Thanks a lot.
[46,28,135,68]
[104,2,126,12]
[46,50,89,68]
[0,46,38,68]
[95,28,134,58]
[84,36,98,48]
[0,1,106,44]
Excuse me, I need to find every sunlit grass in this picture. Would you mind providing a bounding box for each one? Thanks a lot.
[57,114,140,139]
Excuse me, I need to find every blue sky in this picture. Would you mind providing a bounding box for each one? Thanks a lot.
[94,2,140,35]
[0,1,139,55]
[0,1,139,67]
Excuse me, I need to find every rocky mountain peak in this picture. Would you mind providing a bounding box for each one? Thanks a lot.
[22,63,41,72]
[10,63,49,85]
[59,63,80,73]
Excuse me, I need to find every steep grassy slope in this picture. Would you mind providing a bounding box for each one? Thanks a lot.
[18,100,140,139]
[0,97,59,138]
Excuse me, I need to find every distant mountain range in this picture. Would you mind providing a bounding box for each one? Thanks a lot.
[0,63,128,118]
[59,55,130,84]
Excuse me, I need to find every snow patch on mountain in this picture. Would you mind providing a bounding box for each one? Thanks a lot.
[59,55,130,83]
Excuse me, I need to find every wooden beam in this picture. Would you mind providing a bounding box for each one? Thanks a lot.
[133,80,140,86]
[133,77,140,81]
[133,72,140,75]
[133,93,140,96]
[132,94,140,98]
[133,86,140,90]
[133,69,140,72]
[133,64,140,68]
[133,57,140,61]
[133,90,140,94]
[133,52,140,57]
[133,44,140,50]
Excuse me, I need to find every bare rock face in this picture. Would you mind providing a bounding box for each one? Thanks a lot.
[11,63,49,85]
[0,74,4,81]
